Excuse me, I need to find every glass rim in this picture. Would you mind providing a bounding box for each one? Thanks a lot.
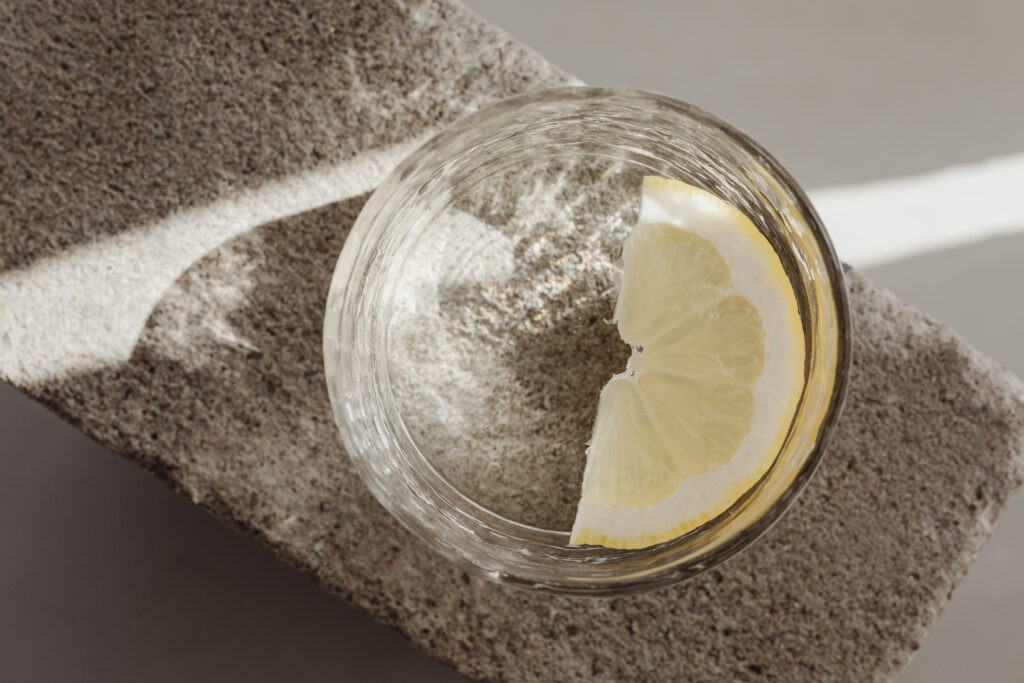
[324,86,852,595]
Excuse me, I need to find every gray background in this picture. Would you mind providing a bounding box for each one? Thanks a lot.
[3,1,1023,680]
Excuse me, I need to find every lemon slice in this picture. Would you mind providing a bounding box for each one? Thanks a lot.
[569,176,805,549]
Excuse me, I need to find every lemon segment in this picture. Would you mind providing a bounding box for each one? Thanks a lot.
[569,176,805,550]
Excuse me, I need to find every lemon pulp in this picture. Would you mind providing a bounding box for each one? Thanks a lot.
[569,176,805,549]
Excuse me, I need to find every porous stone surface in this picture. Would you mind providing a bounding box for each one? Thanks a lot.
[2,1,1023,681]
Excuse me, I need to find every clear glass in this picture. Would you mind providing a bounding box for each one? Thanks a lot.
[324,87,850,595]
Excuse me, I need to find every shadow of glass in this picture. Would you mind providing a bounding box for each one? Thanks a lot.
[438,276,628,531]
[26,192,413,572]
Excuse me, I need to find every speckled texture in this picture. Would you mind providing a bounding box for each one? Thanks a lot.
[390,157,637,529]
[0,0,564,272]
[2,1,1024,682]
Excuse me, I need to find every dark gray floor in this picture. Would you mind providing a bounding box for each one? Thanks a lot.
[0,383,464,682]
[5,234,1023,681]
[4,1,1024,681]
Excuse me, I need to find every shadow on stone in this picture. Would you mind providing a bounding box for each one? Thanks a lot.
[494,278,628,530]
[26,193,428,584]
[0,0,561,273]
